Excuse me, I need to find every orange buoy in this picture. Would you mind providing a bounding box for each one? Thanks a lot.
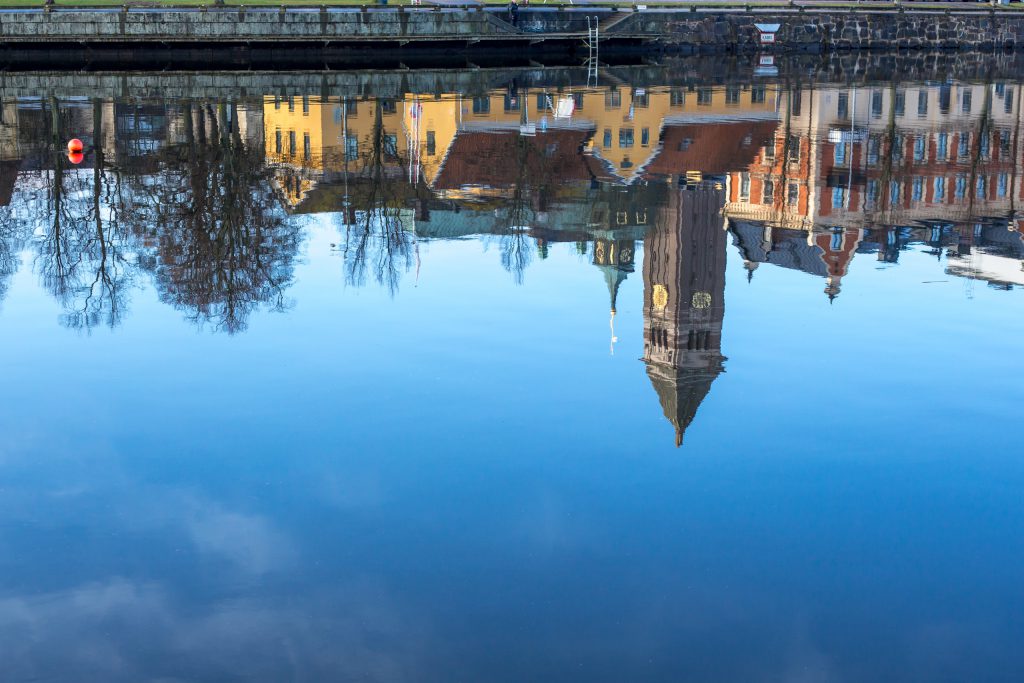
[67,138,84,153]
[67,151,84,165]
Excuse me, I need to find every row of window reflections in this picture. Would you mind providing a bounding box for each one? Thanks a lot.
[272,97,397,116]
[821,84,1017,121]
[271,86,1016,122]
[649,327,716,352]
[272,86,770,119]
[272,130,401,160]
[737,173,1013,207]
[759,129,1014,168]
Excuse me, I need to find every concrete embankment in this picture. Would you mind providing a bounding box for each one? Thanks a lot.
[1,6,1024,55]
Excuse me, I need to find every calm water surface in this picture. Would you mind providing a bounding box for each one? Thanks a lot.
[0,71,1022,681]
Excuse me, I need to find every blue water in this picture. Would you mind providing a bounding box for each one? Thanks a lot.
[0,83,1022,681]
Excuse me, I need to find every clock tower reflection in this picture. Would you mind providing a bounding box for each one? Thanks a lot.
[642,182,728,447]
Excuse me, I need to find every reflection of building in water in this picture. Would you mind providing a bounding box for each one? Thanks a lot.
[725,82,1024,293]
[643,184,727,447]
[0,102,21,206]
[263,95,409,209]
[731,223,864,299]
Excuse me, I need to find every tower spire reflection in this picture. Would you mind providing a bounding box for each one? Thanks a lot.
[642,182,728,447]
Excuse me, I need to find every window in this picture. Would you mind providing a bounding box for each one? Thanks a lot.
[763,137,776,164]
[605,90,622,109]
[344,100,358,115]
[1000,130,1011,155]
[426,130,436,156]
[958,133,970,159]
[751,86,766,104]
[472,97,490,114]
[980,134,990,160]
[603,129,612,148]
[837,92,849,120]
[866,179,879,206]
[726,86,740,105]
[912,176,924,202]
[1006,88,1014,115]
[788,182,799,205]
[871,90,883,118]
[379,100,397,115]
[998,173,1008,198]
[573,93,584,110]
[670,89,685,107]
[934,177,945,202]
[976,175,987,199]
[504,93,520,112]
[787,135,800,164]
[641,128,650,147]
[913,136,926,163]
[740,173,751,201]
[792,89,802,117]
[890,180,900,205]
[762,179,775,204]
[830,230,843,251]
[619,129,634,148]
[894,91,905,117]
[697,88,712,106]
[955,175,968,200]
[345,135,358,162]
[962,90,972,114]
[867,136,880,166]
[288,97,294,112]
[302,96,309,115]
[383,134,398,157]
[917,90,928,117]
[536,93,548,111]
[832,186,846,209]
[288,130,296,155]
[633,91,649,108]
[275,129,282,154]
[834,143,847,166]
[303,133,310,161]
[274,96,281,110]
[939,85,951,114]
[937,133,949,160]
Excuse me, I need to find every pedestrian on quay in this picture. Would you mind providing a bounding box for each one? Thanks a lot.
[508,0,520,28]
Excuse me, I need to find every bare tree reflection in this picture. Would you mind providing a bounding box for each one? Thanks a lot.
[31,97,133,330]
[0,206,27,305]
[336,101,414,295]
[140,102,300,334]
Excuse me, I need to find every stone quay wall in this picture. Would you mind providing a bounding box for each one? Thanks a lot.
[3,51,1021,101]
[609,10,1024,52]
[0,7,1022,52]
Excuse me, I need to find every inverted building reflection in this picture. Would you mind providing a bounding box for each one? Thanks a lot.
[1,80,1024,442]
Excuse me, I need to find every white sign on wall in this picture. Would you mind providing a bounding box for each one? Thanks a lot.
[755,23,781,44]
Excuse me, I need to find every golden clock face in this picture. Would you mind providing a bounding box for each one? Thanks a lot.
[692,291,712,309]
[652,284,668,310]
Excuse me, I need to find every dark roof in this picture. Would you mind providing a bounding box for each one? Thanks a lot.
[643,121,778,178]
[730,220,829,278]
[434,129,597,190]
